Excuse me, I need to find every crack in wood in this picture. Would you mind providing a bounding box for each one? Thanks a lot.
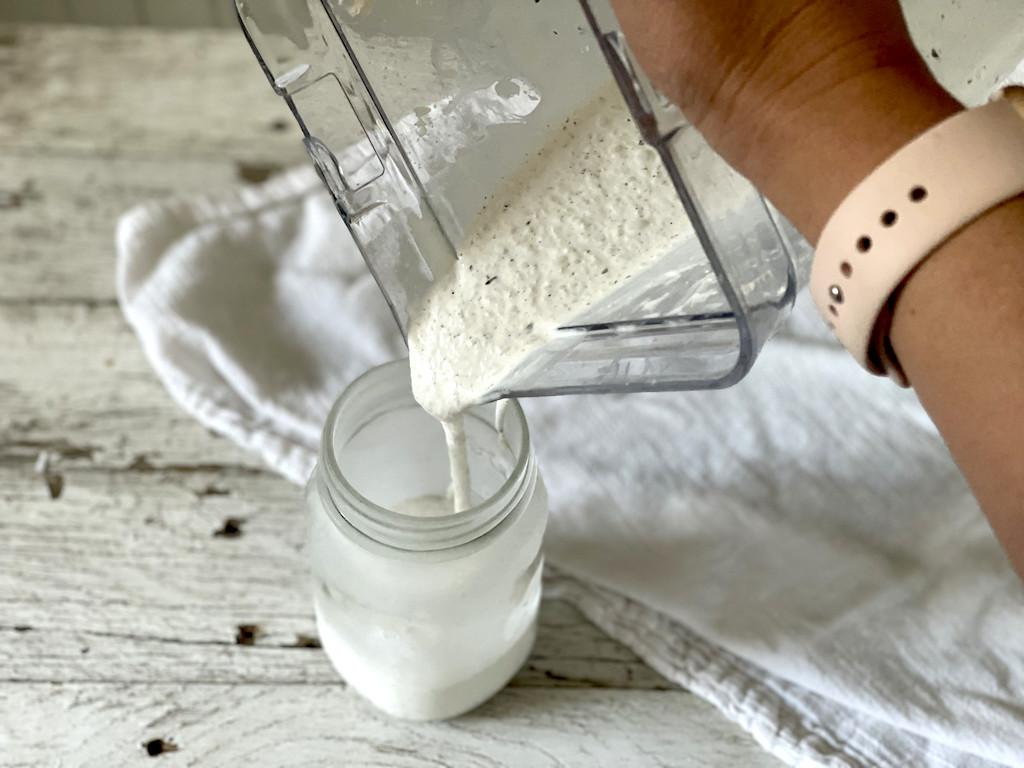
[0,179,42,209]
[197,485,231,499]
[25,445,68,498]
[59,627,328,652]
[235,624,262,645]
[236,160,284,184]
[540,669,612,688]
[5,418,42,431]
[80,630,230,648]
[0,451,272,476]
[0,297,120,307]
[0,438,98,461]
[0,596,315,616]
[44,471,63,499]
[213,518,244,537]
[143,738,178,756]
[0,669,666,690]
[529,655,650,665]
[127,454,268,476]
[287,634,321,649]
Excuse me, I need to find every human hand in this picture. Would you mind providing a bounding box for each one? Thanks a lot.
[611,0,960,240]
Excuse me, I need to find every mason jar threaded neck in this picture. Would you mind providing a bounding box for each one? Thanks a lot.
[315,359,534,552]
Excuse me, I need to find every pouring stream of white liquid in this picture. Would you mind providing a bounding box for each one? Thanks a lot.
[441,416,472,512]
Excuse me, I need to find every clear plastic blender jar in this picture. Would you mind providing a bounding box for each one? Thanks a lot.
[235,0,1024,401]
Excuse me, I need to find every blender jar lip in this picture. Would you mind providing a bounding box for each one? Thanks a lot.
[318,358,533,539]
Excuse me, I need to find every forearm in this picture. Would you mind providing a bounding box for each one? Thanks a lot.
[610,0,1024,575]
[735,66,962,242]
[890,196,1024,577]
[745,73,1024,577]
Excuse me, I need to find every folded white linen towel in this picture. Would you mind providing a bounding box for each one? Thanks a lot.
[117,163,1024,768]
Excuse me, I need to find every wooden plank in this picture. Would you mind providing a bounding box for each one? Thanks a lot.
[140,0,216,29]
[0,0,235,29]
[211,0,239,29]
[0,1,70,24]
[69,0,140,27]
[0,303,265,470]
[0,25,308,162]
[0,154,255,303]
[2,684,781,766]
[0,305,671,689]
[0,463,671,690]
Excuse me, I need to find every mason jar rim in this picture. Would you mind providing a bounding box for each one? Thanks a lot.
[317,359,534,551]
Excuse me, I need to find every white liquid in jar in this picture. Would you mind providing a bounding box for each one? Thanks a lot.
[309,380,548,721]
[391,493,459,518]
[315,586,539,721]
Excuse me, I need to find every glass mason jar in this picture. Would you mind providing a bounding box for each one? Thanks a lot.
[306,359,548,720]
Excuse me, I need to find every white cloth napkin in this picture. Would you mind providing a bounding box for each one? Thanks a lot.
[116,165,1024,768]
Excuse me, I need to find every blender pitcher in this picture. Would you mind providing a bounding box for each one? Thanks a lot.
[234,0,1024,401]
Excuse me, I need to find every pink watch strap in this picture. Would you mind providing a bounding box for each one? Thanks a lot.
[810,87,1024,386]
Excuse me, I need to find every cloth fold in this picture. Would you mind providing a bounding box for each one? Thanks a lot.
[117,164,1024,768]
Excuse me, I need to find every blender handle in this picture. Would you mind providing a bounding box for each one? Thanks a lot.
[235,0,390,210]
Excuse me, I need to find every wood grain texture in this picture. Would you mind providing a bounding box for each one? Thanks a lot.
[0,1,70,25]
[0,463,672,690]
[0,0,237,28]
[140,0,218,29]
[0,25,307,162]
[2,303,262,473]
[0,292,676,693]
[0,303,672,690]
[0,303,264,469]
[70,0,140,27]
[210,0,238,29]
[0,154,244,302]
[2,684,781,768]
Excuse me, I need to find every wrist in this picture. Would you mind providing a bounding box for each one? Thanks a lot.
[890,195,1024,377]
[722,65,963,242]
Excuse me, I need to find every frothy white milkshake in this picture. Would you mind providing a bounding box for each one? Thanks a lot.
[407,81,689,511]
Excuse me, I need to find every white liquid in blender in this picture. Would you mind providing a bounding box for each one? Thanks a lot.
[409,80,691,508]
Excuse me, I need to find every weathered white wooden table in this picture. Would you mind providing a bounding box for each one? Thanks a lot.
[0,25,781,767]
